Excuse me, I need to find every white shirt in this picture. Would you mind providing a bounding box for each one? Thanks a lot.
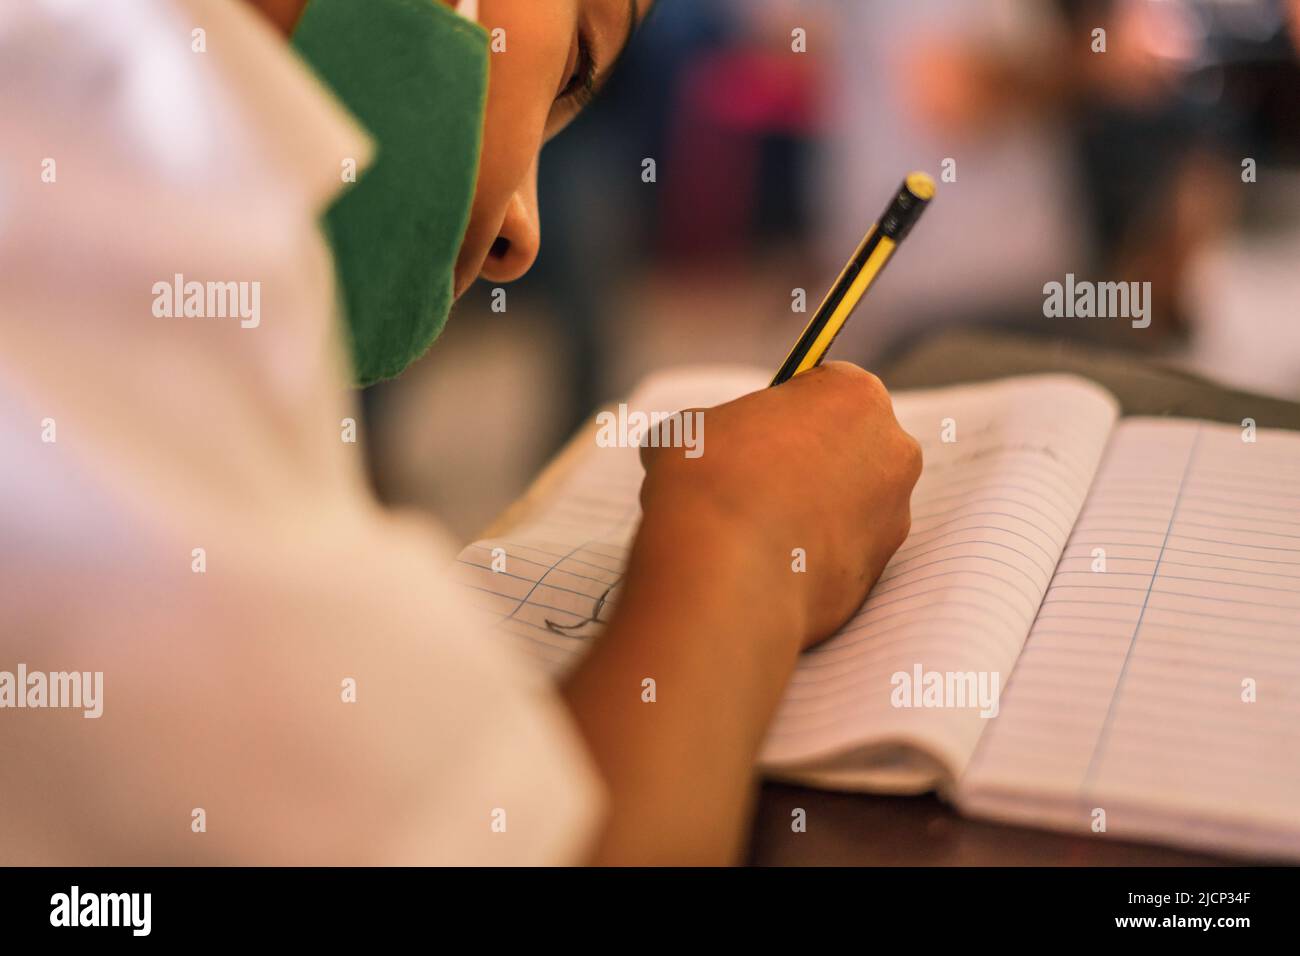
[0,0,601,865]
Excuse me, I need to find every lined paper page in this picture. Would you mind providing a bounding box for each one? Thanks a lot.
[766,375,1116,781]
[962,419,1300,860]
[452,370,1119,784]
[453,367,769,663]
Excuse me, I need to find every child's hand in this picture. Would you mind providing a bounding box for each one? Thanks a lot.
[638,361,922,648]
[568,363,920,863]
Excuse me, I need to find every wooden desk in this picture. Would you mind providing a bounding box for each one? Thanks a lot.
[488,329,1295,865]
[747,785,1223,865]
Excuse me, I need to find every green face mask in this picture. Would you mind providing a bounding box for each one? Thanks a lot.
[292,0,489,386]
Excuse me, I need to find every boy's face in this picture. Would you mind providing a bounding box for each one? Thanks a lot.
[453,0,649,298]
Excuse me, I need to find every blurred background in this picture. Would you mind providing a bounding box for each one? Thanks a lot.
[365,0,1300,540]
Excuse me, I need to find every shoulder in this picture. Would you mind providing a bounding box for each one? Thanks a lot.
[0,0,370,259]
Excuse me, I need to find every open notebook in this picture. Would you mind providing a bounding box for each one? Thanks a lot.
[452,368,1300,862]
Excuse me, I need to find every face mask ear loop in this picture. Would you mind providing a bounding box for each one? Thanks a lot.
[454,0,478,23]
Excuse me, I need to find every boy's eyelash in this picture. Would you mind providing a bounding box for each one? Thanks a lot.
[559,32,598,108]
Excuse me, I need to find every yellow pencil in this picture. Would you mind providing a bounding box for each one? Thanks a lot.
[771,172,935,386]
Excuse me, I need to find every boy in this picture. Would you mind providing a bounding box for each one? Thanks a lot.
[0,0,919,865]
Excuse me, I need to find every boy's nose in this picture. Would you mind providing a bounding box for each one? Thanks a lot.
[479,159,540,285]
